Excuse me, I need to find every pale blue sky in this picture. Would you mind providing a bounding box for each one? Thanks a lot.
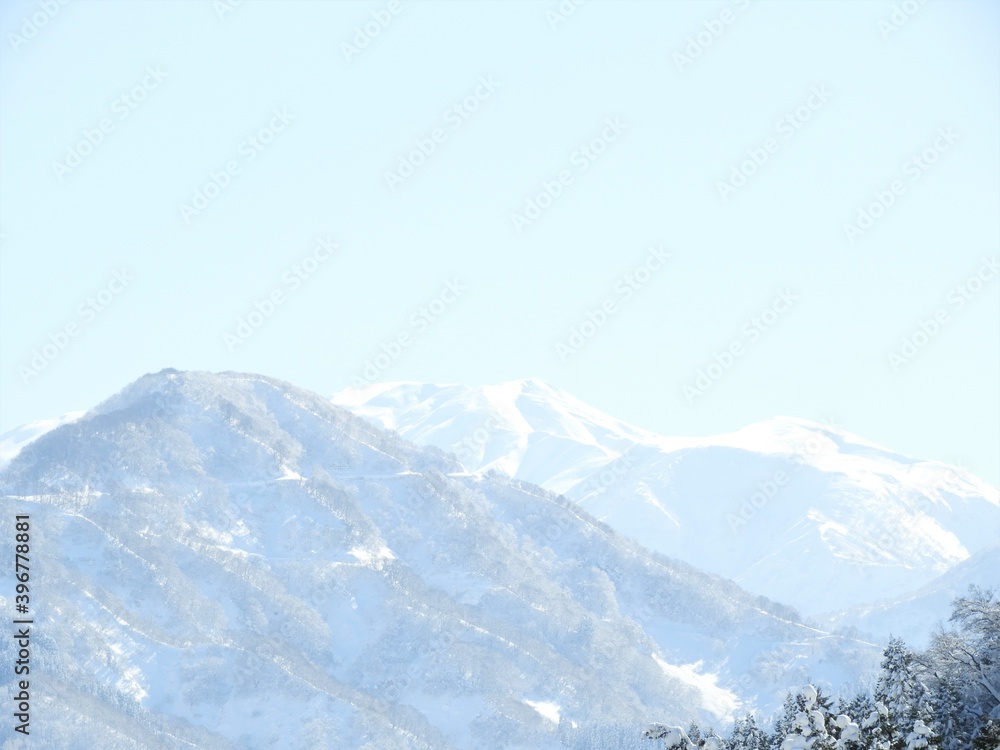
[1,0,998,484]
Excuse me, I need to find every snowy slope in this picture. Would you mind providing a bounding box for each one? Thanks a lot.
[0,370,877,750]
[0,410,85,469]
[829,543,1000,649]
[332,378,654,491]
[333,380,1000,618]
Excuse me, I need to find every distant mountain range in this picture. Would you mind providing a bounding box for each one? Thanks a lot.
[827,543,1000,649]
[0,370,881,749]
[333,379,1000,619]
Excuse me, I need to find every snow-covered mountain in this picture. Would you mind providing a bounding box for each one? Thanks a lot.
[0,410,85,469]
[828,543,1000,649]
[333,380,1000,619]
[0,370,876,750]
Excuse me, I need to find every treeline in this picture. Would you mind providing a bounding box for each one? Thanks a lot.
[644,586,1000,750]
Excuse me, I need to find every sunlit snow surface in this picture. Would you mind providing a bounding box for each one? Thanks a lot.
[0,370,882,749]
[335,379,1000,618]
[0,410,85,468]
[652,655,740,718]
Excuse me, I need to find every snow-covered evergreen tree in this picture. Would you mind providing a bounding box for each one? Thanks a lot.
[642,722,727,750]
[839,693,874,725]
[921,668,971,750]
[859,700,893,750]
[729,714,769,750]
[772,693,804,750]
[835,693,876,750]
[688,723,704,743]
[646,590,999,750]
[643,724,697,749]
[902,720,932,750]
[773,685,840,750]
[926,587,1000,746]
[831,712,863,749]
[875,638,929,749]
[971,719,1000,750]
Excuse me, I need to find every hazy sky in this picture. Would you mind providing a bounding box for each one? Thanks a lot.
[1,0,998,484]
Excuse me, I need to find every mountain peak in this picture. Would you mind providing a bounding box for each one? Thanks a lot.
[333,379,1000,616]
[2,369,869,746]
[3,370,461,494]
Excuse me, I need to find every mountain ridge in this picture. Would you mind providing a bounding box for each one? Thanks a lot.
[0,369,879,749]
[333,379,1000,619]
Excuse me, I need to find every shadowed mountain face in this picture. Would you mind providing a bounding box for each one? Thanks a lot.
[0,370,875,750]
[335,379,1000,617]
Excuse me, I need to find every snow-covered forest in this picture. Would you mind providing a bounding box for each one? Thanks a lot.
[1,370,996,749]
[646,587,1000,750]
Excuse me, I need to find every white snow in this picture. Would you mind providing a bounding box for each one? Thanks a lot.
[0,410,85,467]
[347,546,395,565]
[334,380,1000,618]
[524,699,561,725]
[2,369,981,748]
[652,654,740,719]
